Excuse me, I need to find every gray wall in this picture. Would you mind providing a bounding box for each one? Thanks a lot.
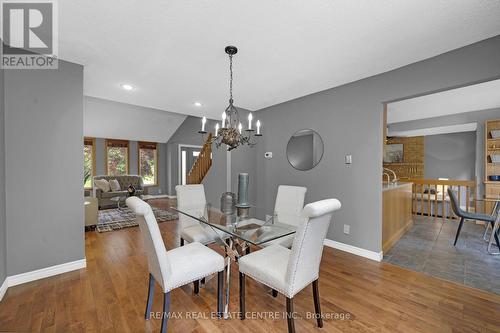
[4,60,84,275]
[91,137,167,195]
[389,107,500,196]
[424,132,476,180]
[0,69,6,285]
[254,35,500,253]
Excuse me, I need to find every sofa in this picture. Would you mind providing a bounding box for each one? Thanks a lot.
[93,175,145,209]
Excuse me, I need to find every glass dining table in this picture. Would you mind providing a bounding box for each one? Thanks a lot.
[477,197,500,255]
[171,203,296,318]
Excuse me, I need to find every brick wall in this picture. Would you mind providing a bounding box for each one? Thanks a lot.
[384,136,424,179]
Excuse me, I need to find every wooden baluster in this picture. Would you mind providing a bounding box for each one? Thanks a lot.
[427,183,431,217]
[412,183,416,215]
[434,184,438,218]
[420,184,424,216]
[466,186,470,213]
[457,186,461,220]
[442,186,446,222]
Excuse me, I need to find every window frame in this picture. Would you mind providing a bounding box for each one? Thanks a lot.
[84,137,96,189]
[105,139,130,176]
[138,141,158,187]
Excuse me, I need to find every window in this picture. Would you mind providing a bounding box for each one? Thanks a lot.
[106,139,129,176]
[84,137,95,189]
[139,141,158,186]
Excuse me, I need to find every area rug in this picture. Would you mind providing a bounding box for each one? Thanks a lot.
[97,207,178,233]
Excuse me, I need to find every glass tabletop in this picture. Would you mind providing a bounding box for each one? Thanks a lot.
[171,204,296,246]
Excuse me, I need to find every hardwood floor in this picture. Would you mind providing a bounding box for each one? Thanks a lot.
[1,216,500,332]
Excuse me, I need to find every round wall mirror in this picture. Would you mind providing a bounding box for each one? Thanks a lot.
[286,129,324,171]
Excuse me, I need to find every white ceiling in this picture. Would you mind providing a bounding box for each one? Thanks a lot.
[387,79,500,124]
[59,1,500,120]
[388,122,477,137]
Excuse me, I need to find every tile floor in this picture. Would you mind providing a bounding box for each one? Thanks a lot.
[384,215,500,294]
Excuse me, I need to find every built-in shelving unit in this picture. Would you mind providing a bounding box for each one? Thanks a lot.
[484,119,500,212]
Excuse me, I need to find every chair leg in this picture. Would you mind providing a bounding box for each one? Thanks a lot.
[217,271,224,318]
[145,273,155,319]
[180,237,184,246]
[193,280,199,294]
[312,279,323,328]
[272,289,278,297]
[492,221,500,249]
[454,217,465,246]
[160,292,171,333]
[286,297,296,333]
[239,272,246,320]
[201,277,206,285]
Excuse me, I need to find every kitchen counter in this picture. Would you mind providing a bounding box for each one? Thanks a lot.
[382,182,413,253]
[383,182,413,191]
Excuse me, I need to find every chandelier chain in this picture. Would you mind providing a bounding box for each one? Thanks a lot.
[229,54,233,102]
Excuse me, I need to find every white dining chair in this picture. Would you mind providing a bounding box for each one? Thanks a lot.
[260,185,307,248]
[176,184,228,247]
[126,197,225,333]
[238,198,341,333]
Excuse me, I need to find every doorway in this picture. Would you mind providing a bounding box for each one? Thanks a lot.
[179,145,202,185]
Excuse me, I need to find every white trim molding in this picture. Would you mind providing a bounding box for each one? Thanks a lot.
[324,239,383,262]
[0,278,7,302]
[0,259,86,301]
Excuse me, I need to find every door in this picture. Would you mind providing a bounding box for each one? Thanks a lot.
[180,146,202,185]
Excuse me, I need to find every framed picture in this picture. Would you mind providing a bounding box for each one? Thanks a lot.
[384,144,404,163]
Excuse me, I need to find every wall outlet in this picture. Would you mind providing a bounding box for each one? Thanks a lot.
[158,189,162,194]
[343,224,350,235]
[345,154,352,164]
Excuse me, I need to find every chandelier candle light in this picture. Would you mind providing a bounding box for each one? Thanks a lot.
[198,46,262,150]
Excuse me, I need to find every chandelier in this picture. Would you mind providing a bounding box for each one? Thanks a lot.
[198,46,262,151]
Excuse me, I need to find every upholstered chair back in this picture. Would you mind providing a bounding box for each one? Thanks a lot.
[447,189,463,216]
[126,197,171,291]
[286,199,341,297]
[176,184,207,229]
[274,185,307,226]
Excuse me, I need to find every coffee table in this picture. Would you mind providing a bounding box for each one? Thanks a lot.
[110,196,127,210]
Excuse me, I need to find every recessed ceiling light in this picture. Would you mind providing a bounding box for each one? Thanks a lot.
[120,84,135,91]
[194,102,202,107]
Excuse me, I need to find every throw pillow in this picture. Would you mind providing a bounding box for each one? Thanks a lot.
[94,179,111,192]
[109,179,121,192]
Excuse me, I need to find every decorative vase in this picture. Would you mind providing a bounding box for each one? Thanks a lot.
[220,192,236,215]
[236,173,250,207]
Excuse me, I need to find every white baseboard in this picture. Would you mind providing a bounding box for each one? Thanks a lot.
[3,259,86,294]
[324,239,383,262]
[0,278,7,302]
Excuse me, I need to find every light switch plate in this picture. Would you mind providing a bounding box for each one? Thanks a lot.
[345,154,352,164]
[265,152,273,159]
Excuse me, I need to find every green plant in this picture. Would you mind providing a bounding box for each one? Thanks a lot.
[84,169,91,185]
